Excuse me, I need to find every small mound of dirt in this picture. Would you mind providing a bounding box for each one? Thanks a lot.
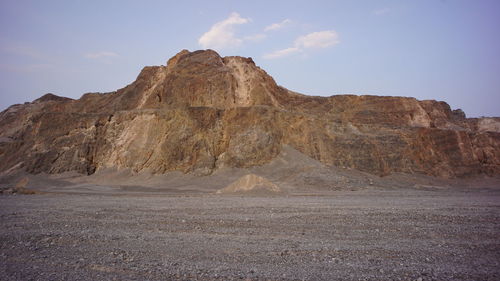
[216,174,283,195]
[1,177,37,195]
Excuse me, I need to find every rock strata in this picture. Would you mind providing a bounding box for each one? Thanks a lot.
[0,49,499,178]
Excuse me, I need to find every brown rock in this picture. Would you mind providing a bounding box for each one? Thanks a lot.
[0,49,498,178]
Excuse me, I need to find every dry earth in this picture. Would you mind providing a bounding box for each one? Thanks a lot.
[1,185,499,281]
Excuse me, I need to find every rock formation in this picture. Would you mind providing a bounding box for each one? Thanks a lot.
[0,49,499,178]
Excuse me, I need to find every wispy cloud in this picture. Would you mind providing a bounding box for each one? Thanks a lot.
[198,12,250,50]
[243,33,267,42]
[264,19,292,32]
[295,31,339,49]
[263,30,339,59]
[373,8,390,16]
[0,63,54,73]
[263,47,300,59]
[0,43,55,72]
[84,51,119,59]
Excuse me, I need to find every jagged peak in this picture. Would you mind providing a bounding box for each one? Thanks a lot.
[166,49,190,67]
[166,49,225,70]
[166,49,258,71]
[128,49,284,109]
[34,93,73,103]
[222,55,256,66]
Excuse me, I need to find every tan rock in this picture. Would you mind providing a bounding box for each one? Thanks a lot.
[0,49,498,178]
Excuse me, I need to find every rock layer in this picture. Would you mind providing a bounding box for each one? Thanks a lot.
[0,49,499,178]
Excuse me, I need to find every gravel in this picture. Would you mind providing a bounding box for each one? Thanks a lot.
[1,188,499,280]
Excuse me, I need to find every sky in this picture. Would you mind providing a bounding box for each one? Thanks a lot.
[0,0,499,117]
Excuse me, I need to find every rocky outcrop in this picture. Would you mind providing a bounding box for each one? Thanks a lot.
[0,49,499,178]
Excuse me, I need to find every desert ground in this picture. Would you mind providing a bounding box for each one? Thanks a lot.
[1,148,499,280]
[1,182,499,281]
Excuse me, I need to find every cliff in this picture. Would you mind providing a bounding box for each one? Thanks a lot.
[1,49,499,178]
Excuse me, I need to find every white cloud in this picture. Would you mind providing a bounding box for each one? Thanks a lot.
[264,19,292,32]
[263,30,339,59]
[243,33,267,42]
[198,12,250,50]
[263,47,300,59]
[294,31,339,49]
[373,8,390,16]
[85,51,119,59]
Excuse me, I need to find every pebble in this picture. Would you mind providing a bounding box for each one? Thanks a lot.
[2,190,498,280]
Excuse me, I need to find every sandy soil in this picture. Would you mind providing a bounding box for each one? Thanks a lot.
[1,187,499,281]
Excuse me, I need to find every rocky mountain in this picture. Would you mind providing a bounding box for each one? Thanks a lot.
[0,49,499,178]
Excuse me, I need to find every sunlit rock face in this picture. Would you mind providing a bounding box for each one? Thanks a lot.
[0,49,499,178]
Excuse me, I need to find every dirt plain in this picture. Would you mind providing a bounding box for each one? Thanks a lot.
[1,182,499,281]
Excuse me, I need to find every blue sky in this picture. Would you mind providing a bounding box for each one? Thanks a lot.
[1,0,499,117]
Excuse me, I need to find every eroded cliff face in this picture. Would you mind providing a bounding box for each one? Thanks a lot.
[1,49,499,178]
